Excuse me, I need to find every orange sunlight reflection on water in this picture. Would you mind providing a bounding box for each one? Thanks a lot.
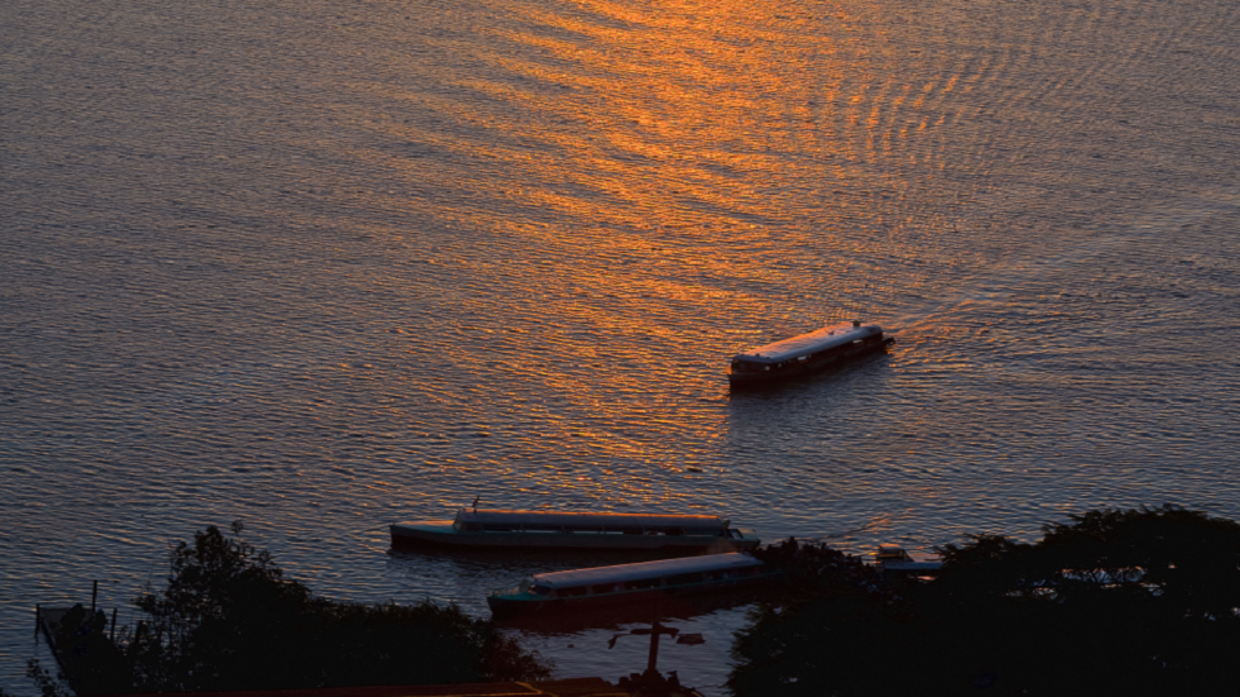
[369,0,1105,497]
[377,0,948,476]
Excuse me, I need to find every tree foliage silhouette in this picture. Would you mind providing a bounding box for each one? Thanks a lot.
[728,506,1240,697]
[58,521,551,694]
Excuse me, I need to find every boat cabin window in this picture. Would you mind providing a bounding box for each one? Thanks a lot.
[530,584,553,596]
[625,578,662,590]
[559,586,588,597]
[666,572,705,586]
[591,584,618,595]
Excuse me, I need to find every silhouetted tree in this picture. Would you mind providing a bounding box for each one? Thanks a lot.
[729,506,1240,697]
[126,522,552,692]
[125,521,312,691]
[41,521,553,694]
[729,539,917,696]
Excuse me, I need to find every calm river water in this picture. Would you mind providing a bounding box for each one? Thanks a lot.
[3,0,1240,693]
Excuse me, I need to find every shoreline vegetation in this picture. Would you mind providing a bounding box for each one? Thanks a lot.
[6,506,1239,696]
[16,522,554,697]
[735,505,1240,696]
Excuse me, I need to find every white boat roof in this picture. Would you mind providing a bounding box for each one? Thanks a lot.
[530,552,763,589]
[455,509,730,530]
[733,322,883,364]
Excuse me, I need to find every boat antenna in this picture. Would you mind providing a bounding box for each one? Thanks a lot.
[472,495,480,512]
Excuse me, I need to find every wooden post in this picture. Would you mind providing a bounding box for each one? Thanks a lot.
[92,580,98,613]
[111,608,119,641]
[35,603,41,639]
[646,619,661,674]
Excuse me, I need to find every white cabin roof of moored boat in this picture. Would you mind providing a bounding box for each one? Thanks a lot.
[523,552,764,590]
[453,509,732,532]
[733,322,884,365]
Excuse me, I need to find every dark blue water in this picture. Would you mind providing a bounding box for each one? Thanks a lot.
[4,0,1239,693]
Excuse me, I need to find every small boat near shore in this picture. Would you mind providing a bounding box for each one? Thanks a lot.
[874,543,942,575]
[390,508,760,553]
[487,552,777,617]
[729,320,894,387]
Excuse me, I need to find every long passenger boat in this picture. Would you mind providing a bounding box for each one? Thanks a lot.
[487,552,777,616]
[729,320,894,387]
[389,508,760,552]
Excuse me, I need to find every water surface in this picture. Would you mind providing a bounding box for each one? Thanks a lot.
[3,0,1240,693]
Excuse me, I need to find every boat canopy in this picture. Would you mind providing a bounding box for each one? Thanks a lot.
[733,322,883,365]
[527,553,763,590]
[454,509,730,532]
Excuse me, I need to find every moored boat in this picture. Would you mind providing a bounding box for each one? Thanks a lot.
[487,552,778,616]
[390,508,760,552]
[729,320,894,387]
[874,543,942,575]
